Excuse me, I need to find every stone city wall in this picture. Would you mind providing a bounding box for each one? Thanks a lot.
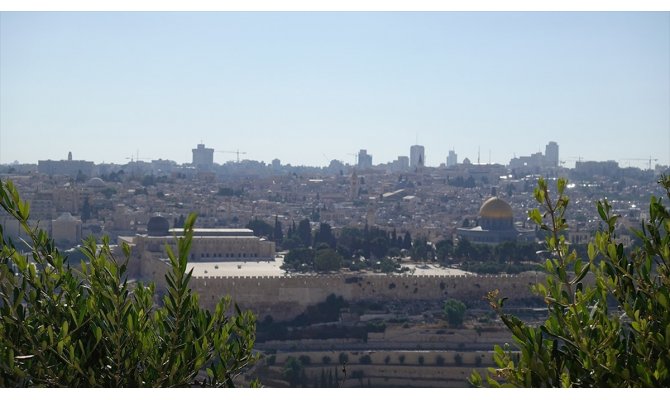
[188,272,545,321]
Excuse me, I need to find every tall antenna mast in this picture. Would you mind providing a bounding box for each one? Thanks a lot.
[478,146,480,165]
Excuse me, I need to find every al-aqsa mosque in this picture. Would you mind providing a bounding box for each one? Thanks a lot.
[119,215,277,282]
[457,195,534,245]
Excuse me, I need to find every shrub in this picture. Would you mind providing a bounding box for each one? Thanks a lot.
[359,355,372,364]
[471,176,670,387]
[282,357,305,388]
[443,298,467,327]
[0,179,258,387]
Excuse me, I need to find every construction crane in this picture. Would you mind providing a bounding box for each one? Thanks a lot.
[559,156,582,167]
[215,149,247,163]
[126,150,151,163]
[620,157,658,170]
[125,157,151,163]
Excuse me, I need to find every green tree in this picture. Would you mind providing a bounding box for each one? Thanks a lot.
[0,179,258,387]
[443,298,467,327]
[377,257,402,273]
[216,187,236,196]
[369,236,389,259]
[273,215,283,245]
[454,237,476,261]
[410,236,431,261]
[297,218,312,248]
[314,222,336,248]
[402,231,412,250]
[75,170,87,183]
[281,236,301,251]
[100,187,117,199]
[471,176,670,387]
[141,174,156,187]
[314,248,342,272]
[435,239,453,264]
[282,357,306,387]
[80,197,91,222]
[283,247,315,271]
[246,218,274,239]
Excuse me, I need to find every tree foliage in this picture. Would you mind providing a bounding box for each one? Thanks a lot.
[0,179,258,387]
[282,356,306,387]
[443,298,467,327]
[313,222,336,249]
[246,218,274,239]
[273,216,283,245]
[471,176,670,387]
[314,248,342,272]
[297,218,312,248]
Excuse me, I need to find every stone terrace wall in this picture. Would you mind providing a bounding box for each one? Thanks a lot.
[189,273,545,321]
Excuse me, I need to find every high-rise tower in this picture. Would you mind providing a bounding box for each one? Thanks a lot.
[410,145,425,169]
[358,149,372,169]
[192,143,214,170]
[545,141,559,167]
[447,150,458,167]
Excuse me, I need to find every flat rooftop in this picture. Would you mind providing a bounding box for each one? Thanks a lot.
[168,228,255,237]
[184,259,472,278]
[188,258,287,278]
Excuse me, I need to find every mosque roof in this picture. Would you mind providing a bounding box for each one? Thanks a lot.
[479,197,514,219]
[147,215,170,236]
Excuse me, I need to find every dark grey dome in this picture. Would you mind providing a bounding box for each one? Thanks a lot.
[147,216,170,236]
[87,177,106,187]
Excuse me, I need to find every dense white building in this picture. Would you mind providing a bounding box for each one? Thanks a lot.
[37,151,95,178]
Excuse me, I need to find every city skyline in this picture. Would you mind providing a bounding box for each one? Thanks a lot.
[1,11,669,169]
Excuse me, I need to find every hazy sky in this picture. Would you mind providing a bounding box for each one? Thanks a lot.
[1,12,668,168]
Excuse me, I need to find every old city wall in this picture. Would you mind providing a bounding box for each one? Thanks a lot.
[189,273,545,321]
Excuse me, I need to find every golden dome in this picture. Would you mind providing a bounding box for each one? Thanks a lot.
[479,197,513,219]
